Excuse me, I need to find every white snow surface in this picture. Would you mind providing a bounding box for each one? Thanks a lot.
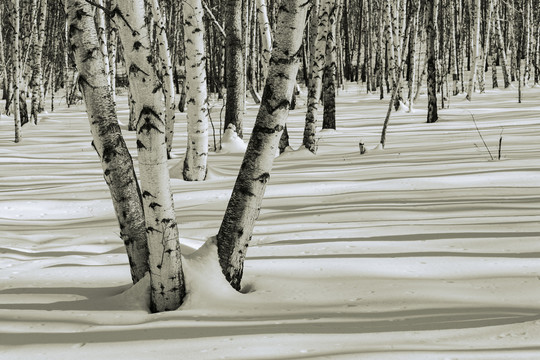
[1,84,540,359]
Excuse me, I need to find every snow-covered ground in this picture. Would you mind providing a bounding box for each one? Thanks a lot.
[1,84,540,359]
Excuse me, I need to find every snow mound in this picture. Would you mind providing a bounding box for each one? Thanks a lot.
[276,145,316,160]
[218,125,247,154]
[181,237,244,309]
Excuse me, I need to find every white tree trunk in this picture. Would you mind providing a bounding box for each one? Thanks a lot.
[303,0,331,153]
[182,0,209,181]
[12,0,21,142]
[96,0,109,86]
[466,0,481,101]
[30,0,47,124]
[65,0,149,284]
[151,0,176,157]
[256,0,272,85]
[217,0,310,290]
[113,0,185,313]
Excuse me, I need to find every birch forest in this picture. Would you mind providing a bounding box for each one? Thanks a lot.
[2,0,540,357]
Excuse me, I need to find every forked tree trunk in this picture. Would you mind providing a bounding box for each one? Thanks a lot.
[182,0,209,181]
[217,0,310,290]
[152,0,176,158]
[12,0,21,142]
[303,0,331,153]
[65,0,149,284]
[426,0,438,123]
[113,0,185,313]
[322,0,340,130]
[224,0,245,138]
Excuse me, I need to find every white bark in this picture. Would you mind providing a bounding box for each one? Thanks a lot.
[13,0,21,142]
[303,0,331,153]
[65,0,149,284]
[182,0,209,181]
[466,0,481,101]
[217,0,310,290]
[256,0,272,85]
[151,0,176,157]
[96,0,109,86]
[113,0,185,313]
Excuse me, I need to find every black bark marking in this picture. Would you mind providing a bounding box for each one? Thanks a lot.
[146,227,162,234]
[255,172,270,184]
[252,123,285,134]
[129,63,150,77]
[136,139,146,149]
[142,190,155,198]
[149,202,162,210]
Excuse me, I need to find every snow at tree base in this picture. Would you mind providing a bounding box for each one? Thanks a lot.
[1,83,540,359]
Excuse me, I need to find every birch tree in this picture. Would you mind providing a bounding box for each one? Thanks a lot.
[217,0,311,290]
[256,0,272,85]
[30,0,47,124]
[12,0,21,142]
[224,0,245,138]
[426,0,438,123]
[182,0,209,181]
[112,0,185,313]
[303,0,331,153]
[322,0,340,130]
[466,0,481,101]
[151,0,176,158]
[65,0,149,284]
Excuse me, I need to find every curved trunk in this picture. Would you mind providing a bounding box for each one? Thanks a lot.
[65,0,149,284]
[113,0,185,313]
[217,0,310,290]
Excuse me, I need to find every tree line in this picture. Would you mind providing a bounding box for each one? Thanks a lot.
[1,0,538,312]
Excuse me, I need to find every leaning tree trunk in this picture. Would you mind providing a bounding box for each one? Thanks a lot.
[303,0,331,153]
[224,0,245,138]
[151,0,176,158]
[12,0,21,142]
[217,0,310,290]
[182,0,209,181]
[65,0,149,284]
[322,0,340,130]
[425,0,438,123]
[113,0,185,313]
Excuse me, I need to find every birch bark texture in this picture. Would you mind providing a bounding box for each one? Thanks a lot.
[151,0,176,158]
[65,0,149,284]
[466,0,481,101]
[322,0,340,130]
[224,0,245,138]
[30,0,48,124]
[217,0,311,290]
[12,0,21,142]
[425,0,438,123]
[112,0,185,313]
[303,0,331,153]
[256,0,272,85]
[182,0,209,181]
